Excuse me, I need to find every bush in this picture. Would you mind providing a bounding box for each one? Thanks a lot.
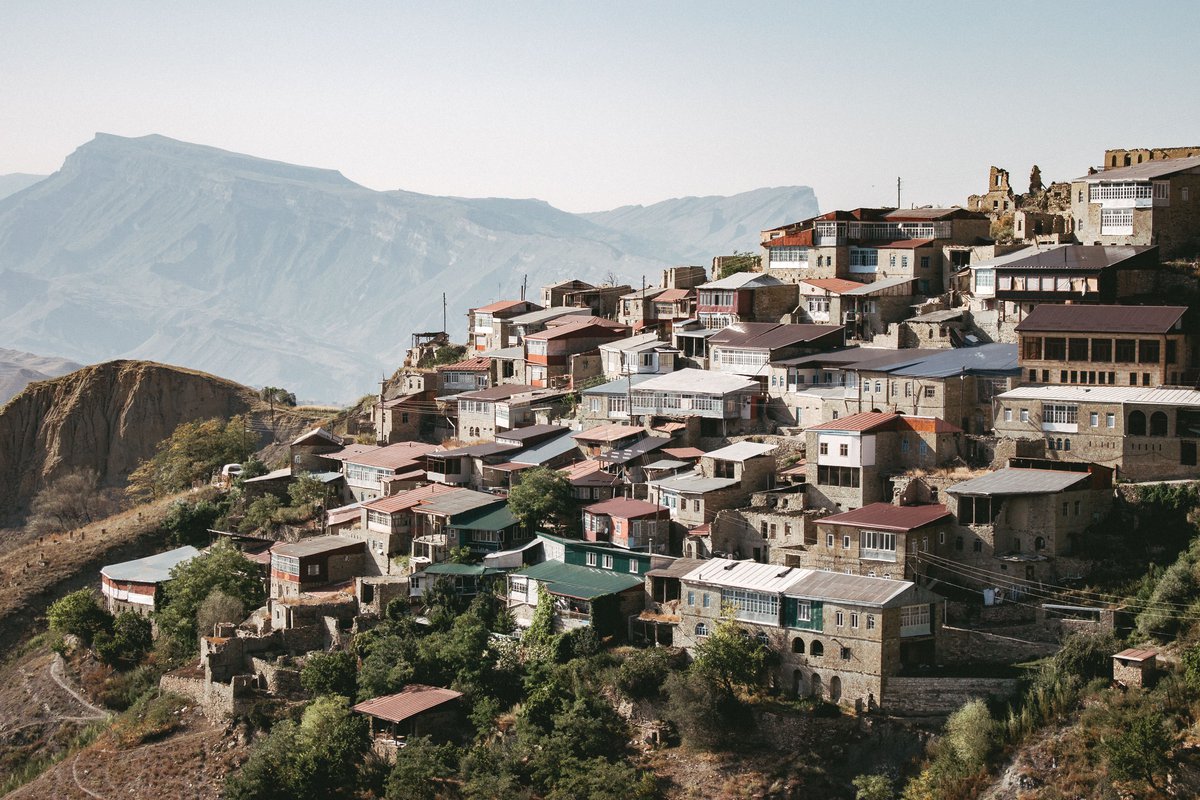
[1103,707,1173,790]
[301,651,357,699]
[1052,630,1118,683]
[240,495,282,534]
[94,612,152,668]
[128,415,255,501]
[161,498,225,547]
[853,773,894,800]
[196,588,245,638]
[662,671,748,751]
[616,648,682,700]
[155,540,265,652]
[47,589,113,646]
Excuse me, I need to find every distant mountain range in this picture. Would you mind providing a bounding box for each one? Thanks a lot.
[0,134,818,402]
[0,348,81,406]
[0,173,46,202]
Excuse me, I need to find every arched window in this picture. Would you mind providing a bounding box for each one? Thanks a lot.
[1150,411,1168,437]
[1055,438,1063,451]
[755,631,769,647]
[1035,536,1046,551]
[1128,410,1147,436]
[1064,439,1071,451]
[792,638,805,654]
[1047,438,1055,451]
[811,673,822,699]
[695,623,709,637]
[810,639,824,657]
[829,675,842,703]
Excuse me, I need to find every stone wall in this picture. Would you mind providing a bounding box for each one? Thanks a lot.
[160,671,256,721]
[884,676,1020,716]
[938,624,1059,665]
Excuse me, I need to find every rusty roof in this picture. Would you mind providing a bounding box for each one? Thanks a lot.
[344,441,441,469]
[458,384,535,401]
[1114,648,1157,662]
[655,288,694,302]
[1014,304,1186,334]
[584,497,667,519]
[474,299,534,314]
[799,278,866,294]
[353,684,463,723]
[997,245,1155,272]
[806,411,900,433]
[764,230,814,247]
[817,502,952,531]
[362,483,458,514]
[709,322,845,350]
[572,423,643,443]
[523,319,629,341]
[437,357,492,372]
[873,238,936,249]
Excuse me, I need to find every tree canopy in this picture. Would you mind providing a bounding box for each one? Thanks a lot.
[155,540,265,650]
[128,415,254,500]
[507,467,574,533]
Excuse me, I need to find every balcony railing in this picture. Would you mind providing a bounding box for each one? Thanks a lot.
[861,548,897,563]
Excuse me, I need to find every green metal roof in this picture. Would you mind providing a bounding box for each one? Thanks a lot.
[513,560,643,600]
[447,504,520,532]
[424,562,504,577]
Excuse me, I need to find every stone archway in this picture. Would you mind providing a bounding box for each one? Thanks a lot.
[811,673,822,700]
[792,669,805,696]
[829,675,842,703]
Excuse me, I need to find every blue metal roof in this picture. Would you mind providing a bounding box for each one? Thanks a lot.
[884,343,1019,378]
[101,545,199,584]
[511,431,580,465]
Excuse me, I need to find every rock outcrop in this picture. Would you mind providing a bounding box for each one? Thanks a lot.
[0,359,320,518]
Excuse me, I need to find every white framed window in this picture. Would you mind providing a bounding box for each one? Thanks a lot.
[1090,412,1099,427]
[1100,207,1134,235]
[687,590,695,605]
[1107,412,1116,428]
[866,614,876,630]
[602,554,614,569]
[842,534,851,549]
[835,610,845,626]
[1020,408,1029,422]
[1003,408,1012,422]
[826,533,835,548]
[702,593,710,608]
[850,612,859,628]
[586,552,597,566]
[629,560,639,574]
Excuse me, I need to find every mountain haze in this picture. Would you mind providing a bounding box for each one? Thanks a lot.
[0,348,82,405]
[0,173,47,201]
[0,134,818,401]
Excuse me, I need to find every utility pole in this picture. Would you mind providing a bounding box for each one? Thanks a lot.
[897,177,902,209]
[442,293,447,334]
[521,273,528,301]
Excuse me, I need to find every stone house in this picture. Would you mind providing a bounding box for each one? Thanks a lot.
[674,559,943,710]
[579,374,655,425]
[456,384,568,441]
[942,462,1113,585]
[805,412,964,511]
[341,441,440,502]
[467,299,542,352]
[540,280,631,318]
[100,546,198,616]
[436,357,493,396]
[809,502,954,581]
[507,306,593,345]
[582,497,671,553]
[707,322,845,380]
[993,384,1200,481]
[630,368,762,436]
[289,428,348,473]
[979,244,1160,317]
[899,309,968,350]
[270,536,366,599]
[967,166,1016,217]
[373,392,434,444]
[709,486,823,564]
[695,272,799,329]
[598,332,679,380]
[759,207,989,284]
[1071,155,1200,258]
[1015,304,1194,388]
[523,318,630,388]
[354,483,460,573]
[647,442,777,530]
[424,441,522,489]
[794,277,863,325]
[561,459,623,503]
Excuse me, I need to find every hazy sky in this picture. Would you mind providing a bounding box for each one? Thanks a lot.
[3,1,1200,213]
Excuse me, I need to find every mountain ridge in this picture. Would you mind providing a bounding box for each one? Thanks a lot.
[0,133,819,401]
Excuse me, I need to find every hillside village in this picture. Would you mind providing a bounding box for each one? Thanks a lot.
[36,145,1200,797]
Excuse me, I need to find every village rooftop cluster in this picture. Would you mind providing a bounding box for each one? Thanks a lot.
[100,145,1200,744]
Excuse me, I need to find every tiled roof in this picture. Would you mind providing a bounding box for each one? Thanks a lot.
[353,685,463,723]
[817,502,952,531]
[1014,304,1186,334]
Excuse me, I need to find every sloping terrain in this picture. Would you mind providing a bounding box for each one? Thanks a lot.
[0,173,46,201]
[0,134,818,401]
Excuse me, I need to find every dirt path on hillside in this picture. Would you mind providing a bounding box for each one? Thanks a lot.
[49,654,108,721]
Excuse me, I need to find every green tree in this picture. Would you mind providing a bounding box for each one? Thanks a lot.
[1052,630,1118,682]
[692,613,771,698]
[506,467,574,532]
[384,736,460,800]
[853,773,894,800]
[95,611,153,668]
[522,587,559,662]
[240,494,282,534]
[156,540,265,652]
[196,588,245,639]
[301,650,358,699]
[161,497,226,547]
[1103,708,1172,791]
[47,589,113,645]
[287,472,333,509]
[260,386,297,407]
[128,415,254,501]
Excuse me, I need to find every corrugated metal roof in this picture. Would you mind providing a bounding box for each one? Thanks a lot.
[709,322,845,350]
[101,546,199,584]
[345,441,441,469]
[584,497,667,518]
[417,489,505,518]
[1076,155,1200,182]
[705,441,777,461]
[437,442,521,458]
[523,319,628,341]
[508,306,591,326]
[841,276,915,295]
[997,245,1154,272]
[572,423,643,442]
[474,299,533,314]
[819,503,952,531]
[945,468,1090,496]
[599,332,667,352]
[273,536,364,559]
[681,558,806,593]
[363,483,457,515]
[1014,304,1186,334]
[997,385,1200,406]
[514,560,644,600]
[291,427,344,447]
[496,423,571,444]
[646,557,706,578]
[648,470,739,494]
[242,467,293,483]
[634,368,758,394]
[784,570,917,608]
[436,357,492,372]
[510,432,580,466]
[908,309,964,323]
[643,458,690,470]
[1113,647,1158,662]
[595,436,668,465]
[698,272,784,290]
[447,504,519,531]
[580,374,656,396]
[885,343,1019,378]
[806,411,899,432]
[458,384,536,401]
[353,685,463,723]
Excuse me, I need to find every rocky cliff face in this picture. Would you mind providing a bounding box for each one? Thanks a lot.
[0,359,315,518]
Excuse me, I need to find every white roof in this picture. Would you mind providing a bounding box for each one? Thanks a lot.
[997,385,1200,407]
[681,558,809,593]
[599,333,670,353]
[634,368,758,395]
[698,272,783,290]
[704,441,777,462]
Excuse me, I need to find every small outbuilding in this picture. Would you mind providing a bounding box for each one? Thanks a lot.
[1112,647,1158,689]
[353,684,465,752]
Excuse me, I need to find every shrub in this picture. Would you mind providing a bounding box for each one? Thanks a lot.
[239,495,282,534]
[300,650,357,699]
[47,589,113,646]
[94,612,152,668]
[616,648,681,700]
[1052,630,1118,683]
[196,588,245,638]
[853,773,894,800]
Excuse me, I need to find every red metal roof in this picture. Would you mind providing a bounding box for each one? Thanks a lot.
[560,460,621,486]
[353,684,463,723]
[346,441,442,469]
[806,411,900,433]
[474,299,530,314]
[437,357,492,372]
[819,502,952,531]
[662,447,705,459]
[764,230,814,247]
[799,278,865,294]
[524,319,629,340]
[585,497,667,519]
[894,416,962,434]
[572,423,643,443]
[362,483,458,514]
